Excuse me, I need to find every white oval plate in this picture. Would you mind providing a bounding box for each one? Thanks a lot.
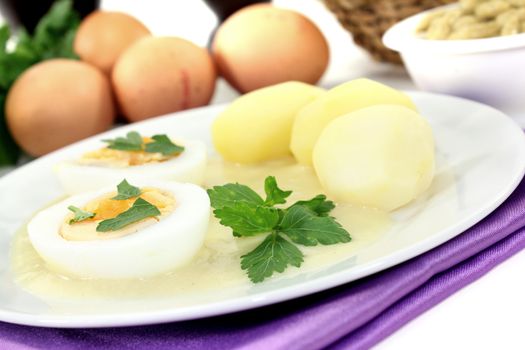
[1,92,524,328]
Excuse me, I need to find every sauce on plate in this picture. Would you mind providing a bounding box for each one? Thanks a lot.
[10,157,391,300]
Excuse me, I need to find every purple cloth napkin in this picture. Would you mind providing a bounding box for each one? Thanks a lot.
[3,178,525,350]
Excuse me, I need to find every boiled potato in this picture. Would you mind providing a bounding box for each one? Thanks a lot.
[212,81,324,163]
[291,79,417,165]
[313,105,435,211]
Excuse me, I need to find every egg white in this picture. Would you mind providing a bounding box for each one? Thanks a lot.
[55,139,207,194]
[27,180,210,279]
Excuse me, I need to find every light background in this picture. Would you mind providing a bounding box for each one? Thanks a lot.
[2,1,525,348]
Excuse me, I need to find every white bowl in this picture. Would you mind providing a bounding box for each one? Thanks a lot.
[383,5,525,118]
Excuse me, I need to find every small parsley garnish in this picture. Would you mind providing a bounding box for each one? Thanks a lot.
[103,131,143,151]
[96,197,161,232]
[68,205,95,224]
[112,179,142,200]
[102,131,185,156]
[207,176,351,283]
[144,134,185,156]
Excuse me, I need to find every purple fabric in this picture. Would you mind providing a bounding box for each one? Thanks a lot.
[3,178,525,350]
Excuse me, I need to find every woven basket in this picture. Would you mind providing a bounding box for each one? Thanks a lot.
[322,0,456,64]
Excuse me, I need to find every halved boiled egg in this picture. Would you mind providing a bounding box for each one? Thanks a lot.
[27,180,210,279]
[55,133,207,194]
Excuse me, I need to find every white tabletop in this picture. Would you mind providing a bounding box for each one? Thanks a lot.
[3,0,525,348]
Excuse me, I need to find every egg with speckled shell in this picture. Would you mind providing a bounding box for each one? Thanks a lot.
[212,4,329,93]
[112,37,217,122]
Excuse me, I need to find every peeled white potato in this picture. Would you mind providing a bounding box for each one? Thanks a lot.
[291,78,417,165]
[212,81,324,163]
[313,105,435,211]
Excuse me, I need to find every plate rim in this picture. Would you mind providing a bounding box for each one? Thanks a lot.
[1,91,525,328]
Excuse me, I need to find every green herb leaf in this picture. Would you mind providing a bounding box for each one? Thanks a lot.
[112,179,142,200]
[0,94,20,165]
[264,176,292,206]
[103,131,144,151]
[0,28,37,90]
[68,205,95,224]
[207,183,264,210]
[279,205,351,246]
[96,198,161,232]
[0,24,31,165]
[145,135,185,156]
[213,202,280,237]
[241,233,303,283]
[208,176,351,283]
[0,26,9,52]
[32,0,80,60]
[289,194,335,217]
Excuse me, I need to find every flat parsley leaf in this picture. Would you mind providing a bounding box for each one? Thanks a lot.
[208,176,352,283]
[264,176,292,206]
[0,26,8,49]
[145,135,185,156]
[68,205,95,224]
[0,93,19,165]
[289,194,335,217]
[279,205,351,246]
[112,179,142,200]
[103,132,185,156]
[213,202,279,237]
[96,198,161,232]
[103,131,143,151]
[207,183,264,210]
[241,233,303,283]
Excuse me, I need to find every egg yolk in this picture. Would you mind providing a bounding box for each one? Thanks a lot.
[87,189,172,220]
[60,187,175,241]
[80,137,179,167]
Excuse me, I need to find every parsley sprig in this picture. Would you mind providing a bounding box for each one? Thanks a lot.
[112,179,142,200]
[208,176,351,283]
[96,198,161,232]
[103,131,185,156]
[145,135,185,156]
[103,131,143,151]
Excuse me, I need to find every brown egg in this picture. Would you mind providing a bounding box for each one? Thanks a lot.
[74,11,151,74]
[212,4,329,93]
[6,59,115,157]
[112,37,217,122]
